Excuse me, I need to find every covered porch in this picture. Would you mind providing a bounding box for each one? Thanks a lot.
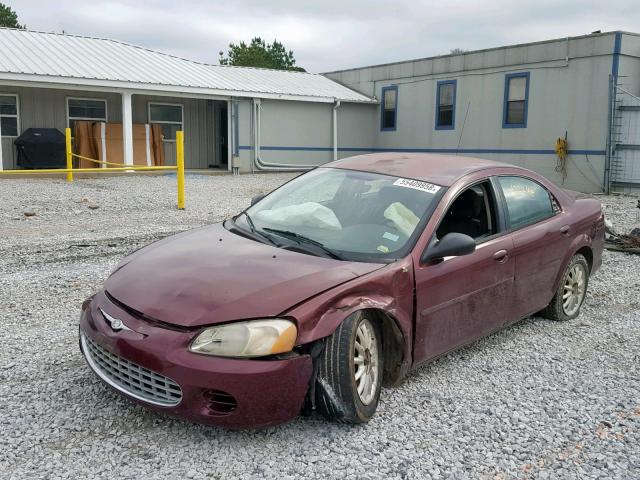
[0,84,231,171]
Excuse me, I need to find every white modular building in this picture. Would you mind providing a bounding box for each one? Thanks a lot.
[0,28,639,193]
[325,31,640,194]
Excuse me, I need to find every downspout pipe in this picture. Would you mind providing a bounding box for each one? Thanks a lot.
[253,98,321,171]
[333,99,341,161]
[251,99,257,173]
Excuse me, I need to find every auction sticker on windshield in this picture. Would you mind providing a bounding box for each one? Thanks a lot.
[393,178,441,194]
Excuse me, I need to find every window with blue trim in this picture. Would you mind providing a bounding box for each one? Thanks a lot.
[380,86,397,131]
[435,80,456,129]
[503,73,529,128]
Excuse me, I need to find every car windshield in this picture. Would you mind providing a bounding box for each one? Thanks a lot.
[232,167,444,262]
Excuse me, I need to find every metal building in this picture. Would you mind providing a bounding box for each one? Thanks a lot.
[325,31,640,194]
[0,28,373,173]
[0,28,639,194]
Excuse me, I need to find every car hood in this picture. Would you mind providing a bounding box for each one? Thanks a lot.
[104,223,382,328]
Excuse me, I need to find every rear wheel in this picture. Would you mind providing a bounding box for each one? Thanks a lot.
[541,254,589,321]
[315,311,383,423]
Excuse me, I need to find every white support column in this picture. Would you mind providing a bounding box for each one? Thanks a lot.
[227,99,232,172]
[121,92,134,166]
[144,123,152,166]
[100,122,107,169]
[333,100,341,161]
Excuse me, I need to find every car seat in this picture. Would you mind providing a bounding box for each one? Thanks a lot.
[437,188,485,238]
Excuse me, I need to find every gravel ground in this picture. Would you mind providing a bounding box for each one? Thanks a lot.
[1,174,639,480]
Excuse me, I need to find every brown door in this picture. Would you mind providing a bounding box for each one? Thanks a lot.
[496,176,571,318]
[413,180,515,364]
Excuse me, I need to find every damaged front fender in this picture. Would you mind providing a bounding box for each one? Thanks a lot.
[285,256,416,382]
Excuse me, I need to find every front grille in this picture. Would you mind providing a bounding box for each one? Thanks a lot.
[81,332,182,407]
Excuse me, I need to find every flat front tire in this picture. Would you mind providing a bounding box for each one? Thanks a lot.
[315,311,383,423]
[541,254,589,321]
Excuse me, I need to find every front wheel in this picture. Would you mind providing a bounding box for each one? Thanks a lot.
[315,311,383,423]
[541,254,589,321]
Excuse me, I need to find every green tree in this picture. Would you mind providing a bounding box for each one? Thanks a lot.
[0,3,24,29]
[219,37,305,72]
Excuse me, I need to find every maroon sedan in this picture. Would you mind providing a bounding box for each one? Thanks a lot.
[79,153,604,428]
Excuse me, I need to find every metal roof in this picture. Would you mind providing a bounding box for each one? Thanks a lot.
[0,28,374,103]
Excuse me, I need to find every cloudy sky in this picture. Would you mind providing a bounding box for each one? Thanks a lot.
[6,0,639,72]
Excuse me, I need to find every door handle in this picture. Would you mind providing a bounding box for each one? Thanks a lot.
[493,249,508,262]
[560,225,570,236]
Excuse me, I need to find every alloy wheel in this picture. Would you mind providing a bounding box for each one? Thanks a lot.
[562,263,587,316]
[353,318,380,405]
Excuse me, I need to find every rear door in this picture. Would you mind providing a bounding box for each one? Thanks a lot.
[413,179,515,364]
[495,175,572,319]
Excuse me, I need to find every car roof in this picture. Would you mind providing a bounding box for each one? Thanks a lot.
[324,153,509,187]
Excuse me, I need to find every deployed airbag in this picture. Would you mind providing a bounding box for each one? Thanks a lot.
[384,202,419,237]
[255,202,342,231]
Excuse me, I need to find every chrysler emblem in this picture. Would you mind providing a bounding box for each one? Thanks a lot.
[100,308,132,332]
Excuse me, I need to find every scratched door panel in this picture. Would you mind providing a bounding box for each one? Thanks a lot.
[510,215,571,318]
[413,235,515,364]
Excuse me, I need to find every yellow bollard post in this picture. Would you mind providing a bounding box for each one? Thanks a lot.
[65,127,73,182]
[176,130,185,210]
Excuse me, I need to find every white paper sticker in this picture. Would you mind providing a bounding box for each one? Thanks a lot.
[393,178,441,194]
[383,231,399,242]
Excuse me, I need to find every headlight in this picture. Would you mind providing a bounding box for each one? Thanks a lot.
[188,319,297,358]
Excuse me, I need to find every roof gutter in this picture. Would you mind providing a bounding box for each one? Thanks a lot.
[0,73,376,104]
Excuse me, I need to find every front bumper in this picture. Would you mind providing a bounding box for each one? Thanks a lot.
[79,291,313,429]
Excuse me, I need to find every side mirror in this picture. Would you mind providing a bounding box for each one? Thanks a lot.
[250,193,266,206]
[421,232,476,264]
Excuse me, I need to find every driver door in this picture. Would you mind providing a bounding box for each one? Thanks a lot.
[413,180,515,364]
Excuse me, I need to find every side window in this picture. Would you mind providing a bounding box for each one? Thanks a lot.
[380,86,397,131]
[0,94,19,137]
[149,103,183,141]
[498,176,554,229]
[435,80,456,129]
[436,181,498,241]
[67,98,107,134]
[550,193,561,213]
[503,73,529,128]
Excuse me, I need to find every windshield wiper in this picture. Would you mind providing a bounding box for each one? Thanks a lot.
[262,228,343,260]
[234,211,279,246]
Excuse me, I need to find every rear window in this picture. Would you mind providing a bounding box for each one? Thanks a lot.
[498,176,554,229]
